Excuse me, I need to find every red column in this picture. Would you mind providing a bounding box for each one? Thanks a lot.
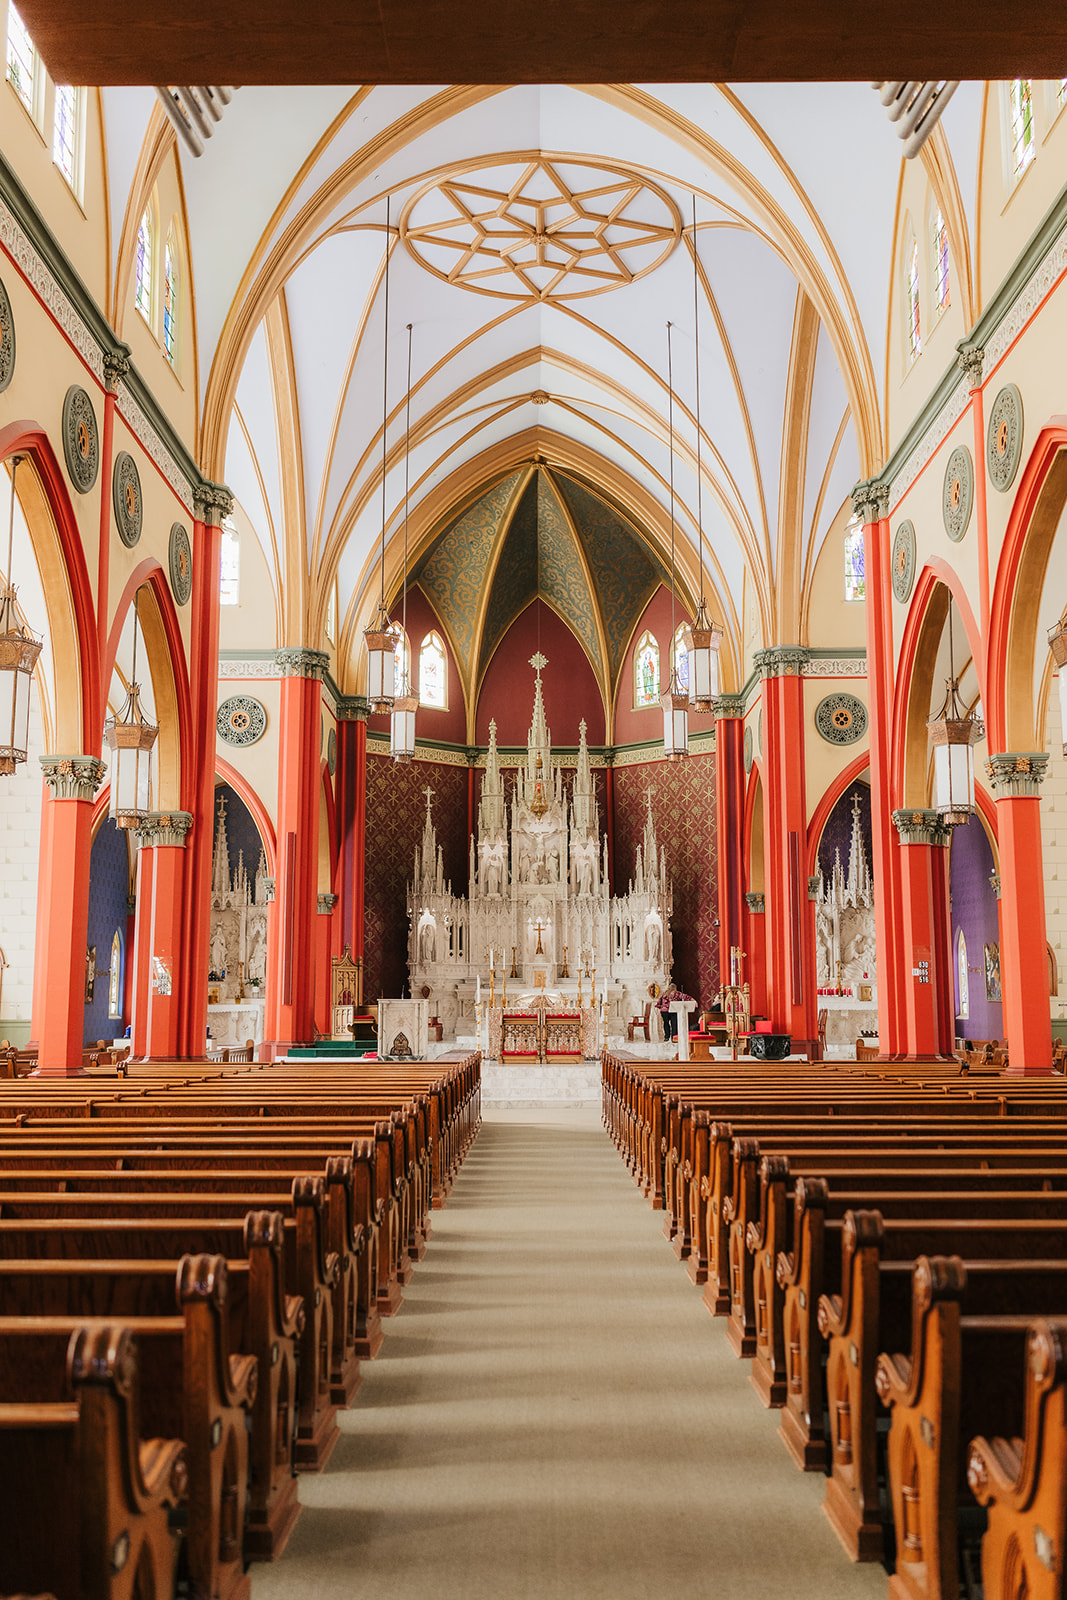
[132,812,192,1060]
[315,893,337,1037]
[853,479,906,1054]
[758,651,817,1047]
[989,754,1053,1074]
[31,755,106,1075]
[335,704,368,963]
[178,484,228,1058]
[743,892,767,1016]
[891,809,954,1057]
[714,700,746,991]
[264,652,328,1055]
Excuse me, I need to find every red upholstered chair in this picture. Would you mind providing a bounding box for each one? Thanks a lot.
[627,1002,652,1042]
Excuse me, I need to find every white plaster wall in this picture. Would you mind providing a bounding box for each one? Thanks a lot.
[0,694,43,1037]
[1042,679,1067,1022]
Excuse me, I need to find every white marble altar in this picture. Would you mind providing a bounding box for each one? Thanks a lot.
[207,793,269,1006]
[407,659,674,1041]
[378,999,429,1059]
[814,791,877,994]
[207,999,265,1048]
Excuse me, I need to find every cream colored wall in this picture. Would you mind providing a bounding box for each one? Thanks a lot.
[977,82,1067,317]
[217,501,281,651]
[803,678,869,828]
[886,169,968,456]
[804,498,868,651]
[215,677,281,831]
[0,72,109,309]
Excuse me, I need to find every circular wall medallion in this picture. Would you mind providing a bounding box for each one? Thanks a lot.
[61,385,99,493]
[743,725,753,774]
[942,445,973,542]
[327,727,337,777]
[112,451,143,546]
[400,157,682,303]
[169,522,192,606]
[0,276,15,393]
[814,692,868,746]
[217,695,267,747]
[891,519,917,603]
[987,383,1024,492]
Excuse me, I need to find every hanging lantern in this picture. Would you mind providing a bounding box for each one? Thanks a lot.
[0,457,43,776]
[927,676,982,826]
[390,681,418,762]
[661,674,690,762]
[688,599,723,712]
[105,590,157,830]
[391,322,417,763]
[365,601,396,713]
[1049,610,1067,755]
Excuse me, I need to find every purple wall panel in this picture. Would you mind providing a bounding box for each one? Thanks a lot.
[949,815,1002,1042]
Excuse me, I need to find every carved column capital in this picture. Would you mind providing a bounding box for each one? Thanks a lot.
[40,754,107,801]
[318,893,338,915]
[193,480,234,526]
[336,695,369,722]
[712,693,746,719]
[985,752,1049,797]
[103,342,132,392]
[754,647,809,679]
[135,811,194,848]
[956,341,985,390]
[744,892,765,914]
[262,877,276,903]
[850,477,890,525]
[891,807,952,847]
[275,647,330,681]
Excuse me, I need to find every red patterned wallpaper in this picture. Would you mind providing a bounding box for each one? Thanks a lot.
[612,753,719,1005]
[364,754,470,1002]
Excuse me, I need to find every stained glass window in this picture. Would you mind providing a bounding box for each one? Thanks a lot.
[635,631,660,706]
[956,928,969,1019]
[108,930,123,1019]
[844,517,866,603]
[674,624,690,692]
[53,84,78,187]
[932,207,950,317]
[1009,79,1035,178]
[163,235,178,363]
[907,237,921,360]
[391,623,409,692]
[219,515,239,606]
[6,4,36,116]
[419,631,446,707]
[135,208,153,324]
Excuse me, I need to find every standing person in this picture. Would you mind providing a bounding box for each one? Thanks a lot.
[656,982,695,1041]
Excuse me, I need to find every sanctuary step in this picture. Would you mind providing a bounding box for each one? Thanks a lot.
[481,1058,601,1108]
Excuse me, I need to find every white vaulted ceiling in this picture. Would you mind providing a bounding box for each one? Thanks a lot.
[98,81,986,684]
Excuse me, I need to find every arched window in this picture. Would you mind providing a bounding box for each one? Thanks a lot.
[931,206,950,318]
[844,513,866,602]
[108,930,123,1019]
[673,624,690,692]
[906,235,921,360]
[419,631,446,708]
[6,4,41,123]
[53,84,81,192]
[634,631,660,707]
[956,928,969,1020]
[391,623,410,694]
[219,514,239,606]
[135,206,154,325]
[1009,79,1035,178]
[162,230,179,364]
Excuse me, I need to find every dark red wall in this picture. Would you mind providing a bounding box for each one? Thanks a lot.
[614,585,693,746]
[367,586,468,746]
[476,600,606,746]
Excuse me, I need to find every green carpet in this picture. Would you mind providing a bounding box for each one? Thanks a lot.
[253,1108,887,1600]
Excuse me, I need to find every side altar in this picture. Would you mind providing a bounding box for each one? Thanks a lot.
[406,656,673,1047]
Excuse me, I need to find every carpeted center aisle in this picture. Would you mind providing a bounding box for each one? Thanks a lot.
[254,1108,886,1600]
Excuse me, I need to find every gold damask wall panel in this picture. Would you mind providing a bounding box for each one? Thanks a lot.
[536,472,602,679]
[412,471,523,665]
[555,475,665,679]
[479,475,539,672]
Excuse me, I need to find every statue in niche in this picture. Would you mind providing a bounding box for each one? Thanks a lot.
[518,848,532,884]
[247,926,266,984]
[644,920,661,966]
[419,920,437,964]
[485,850,503,896]
[211,924,228,976]
[548,847,560,882]
[578,853,593,896]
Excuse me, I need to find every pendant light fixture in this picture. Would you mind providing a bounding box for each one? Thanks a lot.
[661,321,689,762]
[391,322,418,763]
[1048,607,1067,755]
[365,194,396,715]
[105,585,158,829]
[927,596,982,826]
[687,199,723,713]
[0,456,43,775]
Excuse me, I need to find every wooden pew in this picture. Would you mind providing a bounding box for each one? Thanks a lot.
[968,1317,1067,1600]
[875,1256,1067,1600]
[0,1323,187,1600]
[0,1254,257,1600]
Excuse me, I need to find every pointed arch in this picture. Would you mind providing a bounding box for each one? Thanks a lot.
[104,561,192,813]
[213,759,277,871]
[806,752,871,875]
[893,562,984,808]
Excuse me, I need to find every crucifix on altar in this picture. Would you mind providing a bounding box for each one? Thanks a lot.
[533,920,546,955]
